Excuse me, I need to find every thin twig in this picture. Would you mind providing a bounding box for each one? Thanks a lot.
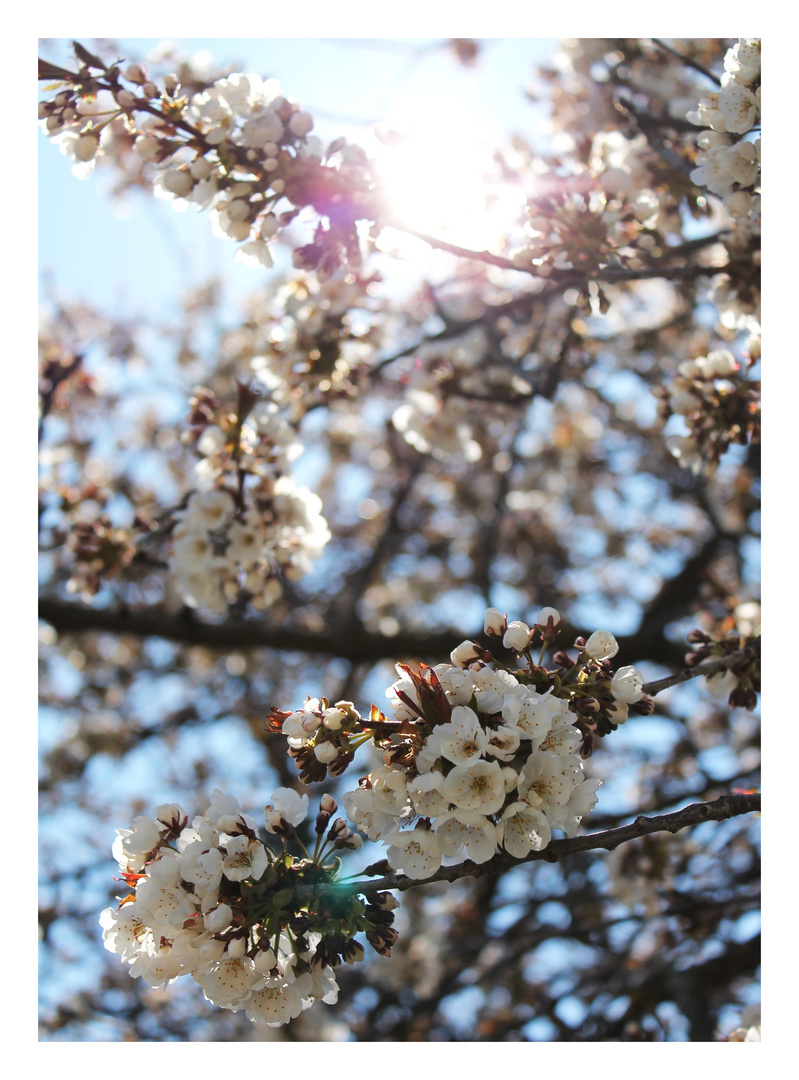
[642,638,760,696]
[651,39,721,84]
[384,220,729,284]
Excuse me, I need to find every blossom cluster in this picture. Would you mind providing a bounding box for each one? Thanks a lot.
[392,386,483,464]
[687,39,761,222]
[511,183,637,280]
[654,349,760,474]
[169,383,330,613]
[39,47,380,275]
[588,130,682,237]
[249,269,382,411]
[685,625,761,710]
[390,327,535,462]
[101,789,396,1027]
[272,608,653,879]
[66,515,137,598]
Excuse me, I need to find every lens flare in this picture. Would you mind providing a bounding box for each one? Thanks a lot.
[369,102,520,256]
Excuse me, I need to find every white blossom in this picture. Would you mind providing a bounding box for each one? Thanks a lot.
[442,759,506,815]
[385,827,443,879]
[264,787,310,832]
[584,630,619,660]
[503,620,532,652]
[500,802,552,858]
[610,665,645,703]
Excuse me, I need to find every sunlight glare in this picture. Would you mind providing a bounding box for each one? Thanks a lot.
[370,97,519,256]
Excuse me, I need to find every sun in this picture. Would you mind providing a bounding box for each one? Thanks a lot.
[368,97,520,257]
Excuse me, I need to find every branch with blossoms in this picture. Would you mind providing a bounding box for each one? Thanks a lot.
[38,38,761,1035]
[102,788,399,1026]
[39,40,760,494]
[387,218,730,284]
[642,636,760,702]
[102,605,760,1029]
[39,43,743,290]
[39,45,382,277]
[344,792,761,895]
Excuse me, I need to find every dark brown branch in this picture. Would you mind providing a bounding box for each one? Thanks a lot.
[38,595,687,668]
[345,793,760,898]
[38,595,462,662]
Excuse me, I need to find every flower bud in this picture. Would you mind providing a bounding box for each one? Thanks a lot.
[226,937,246,959]
[341,939,365,964]
[610,665,644,703]
[606,700,629,725]
[259,212,279,239]
[203,904,233,933]
[503,620,531,652]
[123,63,147,83]
[73,134,100,162]
[190,156,214,179]
[309,946,329,973]
[483,608,507,637]
[584,630,619,661]
[630,696,655,716]
[133,134,162,161]
[162,169,194,197]
[450,640,481,668]
[314,740,339,763]
[372,891,400,911]
[336,831,363,850]
[322,707,346,730]
[254,947,277,973]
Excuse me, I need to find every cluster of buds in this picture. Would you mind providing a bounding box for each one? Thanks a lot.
[685,627,761,710]
[39,45,382,275]
[169,381,330,614]
[274,608,653,880]
[66,515,137,598]
[477,608,655,744]
[687,39,761,222]
[101,789,396,1028]
[654,349,760,474]
[266,699,366,785]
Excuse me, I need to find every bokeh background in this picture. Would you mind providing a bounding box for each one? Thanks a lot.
[38,35,761,1042]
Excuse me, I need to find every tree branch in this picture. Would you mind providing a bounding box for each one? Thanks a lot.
[346,793,760,897]
[384,219,728,283]
[38,595,687,668]
[38,595,462,662]
[650,39,721,84]
[642,638,760,696]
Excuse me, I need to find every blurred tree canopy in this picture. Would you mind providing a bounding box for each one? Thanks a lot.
[38,36,760,1042]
